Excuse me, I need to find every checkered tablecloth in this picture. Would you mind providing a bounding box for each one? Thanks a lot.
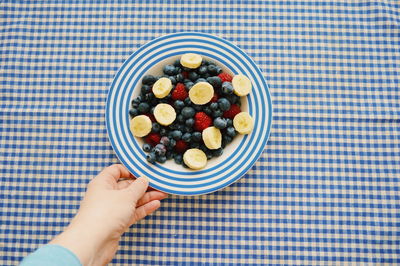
[1,1,399,265]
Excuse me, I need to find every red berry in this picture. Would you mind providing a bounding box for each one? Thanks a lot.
[210,93,219,103]
[145,133,161,146]
[194,112,212,132]
[171,83,188,101]
[218,73,233,83]
[223,104,241,119]
[174,140,188,153]
[181,71,189,79]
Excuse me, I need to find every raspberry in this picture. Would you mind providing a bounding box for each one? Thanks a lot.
[174,140,188,153]
[218,73,233,83]
[171,83,188,101]
[223,104,241,119]
[145,133,161,146]
[194,112,212,132]
[210,92,219,103]
[181,71,189,79]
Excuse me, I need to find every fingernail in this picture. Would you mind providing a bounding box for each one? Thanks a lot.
[140,176,150,183]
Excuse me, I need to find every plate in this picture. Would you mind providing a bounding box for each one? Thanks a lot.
[106,32,272,196]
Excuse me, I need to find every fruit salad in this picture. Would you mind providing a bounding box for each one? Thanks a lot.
[129,53,254,170]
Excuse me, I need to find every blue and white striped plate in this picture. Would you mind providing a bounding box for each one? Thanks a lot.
[106,32,272,196]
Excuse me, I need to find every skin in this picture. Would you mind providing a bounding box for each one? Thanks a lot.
[50,164,168,266]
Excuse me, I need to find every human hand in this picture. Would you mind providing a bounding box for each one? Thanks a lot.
[50,164,167,265]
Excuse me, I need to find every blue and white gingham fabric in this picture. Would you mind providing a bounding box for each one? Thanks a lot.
[1,1,399,265]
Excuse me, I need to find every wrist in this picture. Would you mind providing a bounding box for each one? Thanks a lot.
[50,216,116,265]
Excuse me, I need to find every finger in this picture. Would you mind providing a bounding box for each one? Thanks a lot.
[137,191,168,207]
[132,200,161,223]
[125,177,149,202]
[99,164,133,183]
[116,179,134,190]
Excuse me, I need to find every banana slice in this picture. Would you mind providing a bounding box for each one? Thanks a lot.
[233,112,254,134]
[202,126,222,150]
[232,74,252,96]
[130,115,152,137]
[154,103,176,126]
[152,77,172,98]
[183,148,207,170]
[189,82,214,105]
[180,53,202,69]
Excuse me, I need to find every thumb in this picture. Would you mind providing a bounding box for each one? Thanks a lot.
[124,176,149,203]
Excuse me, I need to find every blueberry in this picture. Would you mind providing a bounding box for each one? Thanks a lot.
[166,151,174,160]
[214,117,227,129]
[218,98,231,112]
[202,60,210,66]
[129,108,139,117]
[176,114,185,123]
[193,104,202,111]
[226,119,233,127]
[174,154,183,164]
[184,81,194,89]
[226,126,236,137]
[177,124,186,132]
[141,85,151,94]
[175,73,183,82]
[138,102,150,113]
[146,152,156,163]
[156,155,167,163]
[195,78,207,83]
[226,94,240,104]
[212,148,223,157]
[188,71,199,81]
[175,67,181,74]
[202,73,210,79]
[204,107,212,116]
[174,100,185,110]
[221,82,234,94]
[182,133,191,142]
[142,75,157,85]
[171,130,182,140]
[182,66,191,72]
[215,66,223,74]
[152,122,161,132]
[212,110,223,118]
[223,135,233,145]
[185,118,195,127]
[169,76,177,85]
[155,144,167,155]
[207,64,219,75]
[183,79,191,84]
[184,126,193,133]
[160,128,168,136]
[190,142,200,149]
[142,143,152,152]
[160,136,170,146]
[173,59,181,67]
[144,93,154,102]
[191,132,202,142]
[210,102,219,110]
[197,66,208,75]
[184,97,192,106]
[181,107,196,118]
[131,96,142,107]
[163,65,176,76]
[169,139,176,148]
[207,76,222,89]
